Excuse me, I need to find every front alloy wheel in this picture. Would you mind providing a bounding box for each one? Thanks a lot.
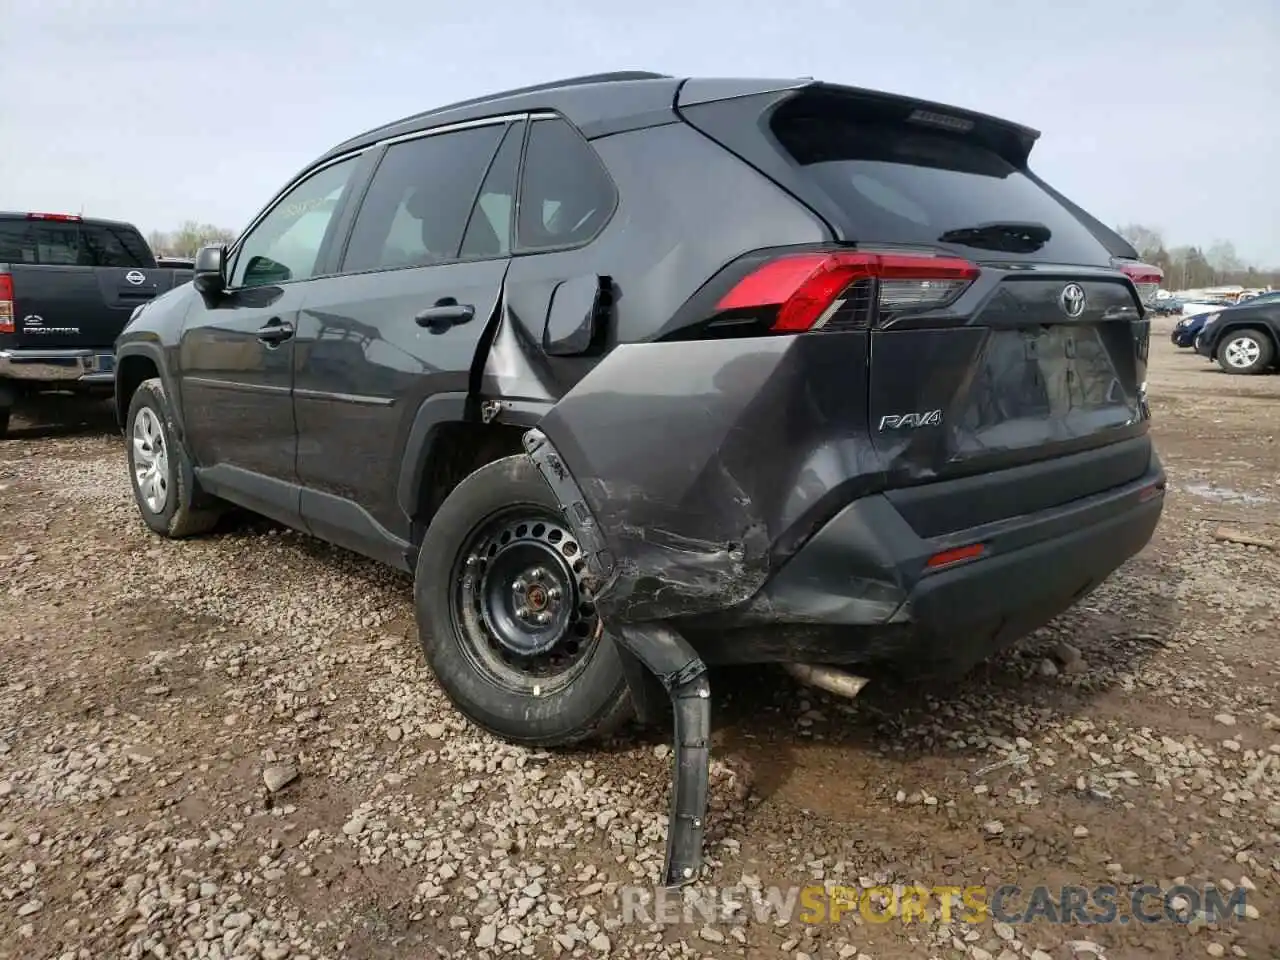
[132,406,170,514]
[124,376,222,538]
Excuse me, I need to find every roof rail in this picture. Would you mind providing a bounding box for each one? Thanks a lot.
[338,71,673,153]
[446,71,672,110]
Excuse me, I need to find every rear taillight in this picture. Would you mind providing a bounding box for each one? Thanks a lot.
[1118,261,1163,308]
[715,252,979,333]
[0,274,14,334]
[26,212,82,222]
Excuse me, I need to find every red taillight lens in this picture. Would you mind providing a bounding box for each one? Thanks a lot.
[715,252,979,333]
[1118,262,1163,307]
[25,212,81,222]
[0,274,14,334]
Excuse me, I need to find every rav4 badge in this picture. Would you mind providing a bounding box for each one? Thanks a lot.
[879,410,943,430]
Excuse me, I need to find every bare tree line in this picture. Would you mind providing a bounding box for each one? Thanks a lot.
[1117,224,1278,290]
[147,221,236,258]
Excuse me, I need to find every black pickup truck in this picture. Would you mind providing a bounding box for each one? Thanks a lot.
[0,212,192,436]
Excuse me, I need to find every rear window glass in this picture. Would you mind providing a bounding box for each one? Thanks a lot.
[34,223,82,264]
[0,221,37,263]
[0,219,152,267]
[771,110,1112,263]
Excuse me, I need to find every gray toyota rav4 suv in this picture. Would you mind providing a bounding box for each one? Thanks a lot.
[115,71,1167,884]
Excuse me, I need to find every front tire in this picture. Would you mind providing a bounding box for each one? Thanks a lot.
[1217,329,1274,375]
[415,454,634,746]
[126,377,222,537]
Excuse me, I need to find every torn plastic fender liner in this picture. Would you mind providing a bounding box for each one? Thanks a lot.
[524,427,711,887]
[617,622,711,888]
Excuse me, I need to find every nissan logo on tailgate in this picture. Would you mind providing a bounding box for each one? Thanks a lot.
[125,270,146,285]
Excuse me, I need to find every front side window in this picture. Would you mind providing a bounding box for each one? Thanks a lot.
[342,124,505,273]
[231,156,359,288]
[515,118,616,252]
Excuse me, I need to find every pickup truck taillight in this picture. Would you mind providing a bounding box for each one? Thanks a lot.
[0,274,14,334]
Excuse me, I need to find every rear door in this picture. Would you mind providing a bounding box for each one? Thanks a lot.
[295,119,518,549]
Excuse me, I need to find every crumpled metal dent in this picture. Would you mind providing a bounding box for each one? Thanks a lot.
[582,473,773,622]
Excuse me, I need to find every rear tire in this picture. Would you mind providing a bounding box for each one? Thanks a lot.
[0,406,9,440]
[415,454,634,746]
[1217,329,1274,375]
[126,377,223,537]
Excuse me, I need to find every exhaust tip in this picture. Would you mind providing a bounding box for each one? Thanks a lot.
[782,663,870,700]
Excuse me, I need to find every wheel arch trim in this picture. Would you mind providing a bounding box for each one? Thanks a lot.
[115,343,182,435]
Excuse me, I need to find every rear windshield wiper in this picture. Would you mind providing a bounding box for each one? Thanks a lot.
[937,220,1052,253]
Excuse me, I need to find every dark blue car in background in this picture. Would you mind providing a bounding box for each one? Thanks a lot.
[1172,292,1280,348]
[1172,308,1219,347]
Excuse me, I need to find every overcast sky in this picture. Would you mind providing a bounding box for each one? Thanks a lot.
[2,0,1276,264]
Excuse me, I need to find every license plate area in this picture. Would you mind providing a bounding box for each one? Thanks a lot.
[952,324,1139,454]
[976,325,1133,420]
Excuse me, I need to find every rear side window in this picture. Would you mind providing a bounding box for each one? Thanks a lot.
[516,118,615,252]
[343,124,505,273]
[770,103,1112,263]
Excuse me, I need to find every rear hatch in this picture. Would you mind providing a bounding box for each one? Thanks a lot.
[680,84,1157,499]
[0,215,167,349]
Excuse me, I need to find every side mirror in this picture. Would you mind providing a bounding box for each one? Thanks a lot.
[192,245,226,299]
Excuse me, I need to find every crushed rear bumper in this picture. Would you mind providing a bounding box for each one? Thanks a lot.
[687,448,1165,674]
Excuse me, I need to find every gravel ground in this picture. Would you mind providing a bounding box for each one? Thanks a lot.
[1,320,1277,960]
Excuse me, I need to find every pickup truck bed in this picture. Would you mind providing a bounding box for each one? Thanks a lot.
[0,212,192,435]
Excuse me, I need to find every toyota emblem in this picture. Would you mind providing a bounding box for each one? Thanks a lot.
[1059,282,1086,318]
[125,270,146,285]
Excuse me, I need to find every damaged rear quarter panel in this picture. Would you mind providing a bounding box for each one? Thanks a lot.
[535,331,882,622]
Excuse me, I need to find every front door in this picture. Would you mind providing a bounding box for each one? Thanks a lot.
[178,155,363,524]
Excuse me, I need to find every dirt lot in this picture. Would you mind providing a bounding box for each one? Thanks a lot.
[1,321,1277,960]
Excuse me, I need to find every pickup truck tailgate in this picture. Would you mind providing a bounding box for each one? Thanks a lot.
[7,264,179,349]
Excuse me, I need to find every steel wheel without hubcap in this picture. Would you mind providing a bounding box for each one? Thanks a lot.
[132,406,170,514]
[450,506,601,696]
[1223,335,1262,370]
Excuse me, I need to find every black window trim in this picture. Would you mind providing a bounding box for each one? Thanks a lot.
[221,109,619,288]
[511,114,619,258]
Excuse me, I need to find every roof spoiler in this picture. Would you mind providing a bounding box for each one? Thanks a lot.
[677,78,1041,168]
